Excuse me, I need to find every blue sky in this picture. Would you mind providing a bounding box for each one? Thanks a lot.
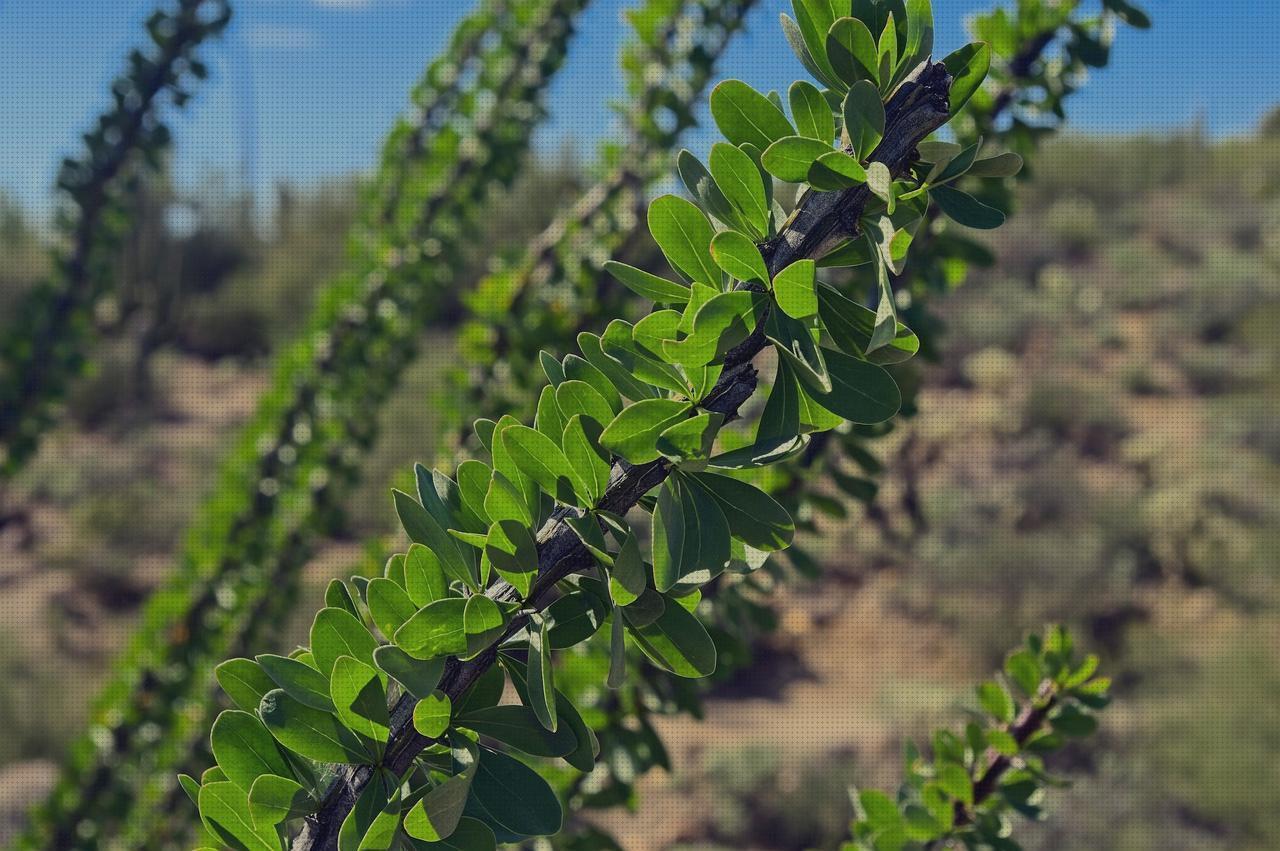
[1,0,1277,221]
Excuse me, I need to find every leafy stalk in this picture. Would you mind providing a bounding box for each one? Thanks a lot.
[0,0,231,477]
[845,626,1111,851]
[147,1,754,844]
[422,4,1142,842]
[191,4,1001,848]
[18,2,587,848]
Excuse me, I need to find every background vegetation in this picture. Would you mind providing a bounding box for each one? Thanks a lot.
[1,107,1276,847]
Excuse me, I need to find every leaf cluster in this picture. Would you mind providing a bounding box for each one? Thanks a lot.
[844,627,1111,851]
[188,2,999,847]
[0,0,231,477]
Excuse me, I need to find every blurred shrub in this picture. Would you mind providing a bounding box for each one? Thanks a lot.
[1022,374,1128,456]
[687,745,861,851]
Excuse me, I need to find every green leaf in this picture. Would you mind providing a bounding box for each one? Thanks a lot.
[868,250,898,354]
[858,788,903,830]
[918,138,963,167]
[600,398,691,464]
[1051,704,1099,737]
[966,151,1023,178]
[789,79,834,143]
[484,518,537,598]
[802,347,901,424]
[462,746,562,840]
[259,689,368,765]
[758,361,801,443]
[563,355,622,416]
[690,472,794,552]
[609,529,646,606]
[709,142,769,237]
[383,552,406,586]
[559,415,610,506]
[216,659,276,714]
[929,138,981,184]
[648,195,720,287]
[406,818,496,851]
[781,13,838,90]
[500,425,578,506]
[499,662,598,773]
[674,284,716,336]
[179,773,202,807]
[533,385,566,445]
[404,543,449,607]
[941,41,990,114]
[395,598,469,660]
[624,592,716,678]
[877,10,900,84]
[818,235,876,267]
[677,148,750,232]
[827,16,879,87]
[816,282,919,363]
[619,587,665,629]
[1005,649,1044,696]
[772,259,818,319]
[199,781,279,851]
[527,616,557,732]
[651,474,731,592]
[474,419,498,454]
[603,260,689,304]
[578,331,657,403]
[656,410,723,465]
[463,594,506,659]
[902,804,943,842]
[930,184,1005,229]
[413,690,453,739]
[330,656,390,753]
[325,579,359,619]
[766,307,830,393]
[395,489,476,591]
[762,135,831,183]
[248,774,315,830]
[709,79,795,151]
[905,0,933,65]
[546,589,608,648]
[373,645,444,700]
[366,577,417,640]
[792,1,842,81]
[807,150,867,190]
[555,379,615,431]
[404,737,479,842]
[211,710,292,792]
[935,762,973,807]
[256,654,335,713]
[608,612,627,689]
[311,607,378,678]
[842,79,885,160]
[458,704,577,758]
[708,434,809,469]
[483,469,531,529]
[866,161,894,211]
[977,680,1016,724]
[710,230,769,284]
[339,769,400,851]
[663,290,768,368]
